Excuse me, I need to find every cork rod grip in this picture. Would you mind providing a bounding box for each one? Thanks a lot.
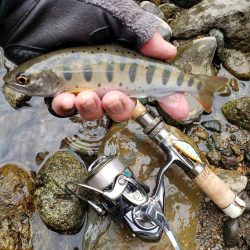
[131,99,146,120]
[193,165,245,218]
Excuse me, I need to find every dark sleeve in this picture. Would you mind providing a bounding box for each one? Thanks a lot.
[0,0,160,65]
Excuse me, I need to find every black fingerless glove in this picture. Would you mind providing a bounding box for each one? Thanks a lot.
[0,0,160,64]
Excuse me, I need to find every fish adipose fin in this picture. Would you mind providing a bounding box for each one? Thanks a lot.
[193,75,228,113]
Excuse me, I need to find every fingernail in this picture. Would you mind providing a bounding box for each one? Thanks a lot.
[82,99,97,113]
[163,94,181,109]
[106,99,123,114]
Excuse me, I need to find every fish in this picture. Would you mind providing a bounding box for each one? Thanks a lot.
[3,45,228,112]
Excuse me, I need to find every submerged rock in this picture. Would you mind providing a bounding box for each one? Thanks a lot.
[84,120,204,249]
[35,150,88,232]
[170,0,250,52]
[222,49,250,80]
[2,85,31,109]
[221,97,250,131]
[0,164,35,250]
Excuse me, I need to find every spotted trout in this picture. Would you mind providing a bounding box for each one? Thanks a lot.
[3,45,228,112]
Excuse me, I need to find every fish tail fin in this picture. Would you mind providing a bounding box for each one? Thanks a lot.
[193,75,228,113]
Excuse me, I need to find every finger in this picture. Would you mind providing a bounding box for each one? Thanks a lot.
[75,91,103,121]
[102,91,135,122]
[140,30,177,60]
[158,93,189,120]
[51,92,76,117]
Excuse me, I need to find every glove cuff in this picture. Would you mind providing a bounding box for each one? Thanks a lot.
[82,0,160,46]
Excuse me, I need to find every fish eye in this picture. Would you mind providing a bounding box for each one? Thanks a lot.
[16,72,30,85]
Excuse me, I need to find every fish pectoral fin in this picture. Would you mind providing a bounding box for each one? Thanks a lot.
[194,75,228,113]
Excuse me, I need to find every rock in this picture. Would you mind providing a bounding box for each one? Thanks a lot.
[159,3,181,20]
[157,17,173,40]
[206,150,222,166]
[221,97,250,131]
[238,191,250,211]
[222,49,250,80]
[230,144,242,156]
[245,141,250,162]
[223,218,240,247]
[171,37,217,76]
[35,151,49,165]
[221,155,238,169]
[2,84,31,109]
[140,1,172,40]
[214,168,248,194]
[201,120,222,133]
[0,164,35,250]
[229,78,239,91]
[209,29,225,58]
[218,85,231,97]
[35,150,88,232]
[170,0,250,52]
[157,37,219,125]
[170,0,202,8]
[140,1,165,19]
[192,126,209,140]
[89,120,205,249]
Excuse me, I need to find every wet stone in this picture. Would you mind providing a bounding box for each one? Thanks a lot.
[221,155,238,169]
[140,1,165,19]
[0,164,35,250]
[170,0,250,52]
[245,141,250,162]
[222,49,250,80]
[171,37,217,76]
[35,150,88,232]
[2,85,31,109]
[206,150,222,166]
[159,3,181,20]
[201,120,222,133]
[170,0,202,8]
[222,218,240,247]
[88,120,205,249]
[35,151,49,165]
[140,1,172,40]
[221,97,250,131]
[218,85,231,97]
[192,126,209,140]
[230,144,242,156]
[229,78,240,91]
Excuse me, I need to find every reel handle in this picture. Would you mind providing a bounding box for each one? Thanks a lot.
[192,165,245,218]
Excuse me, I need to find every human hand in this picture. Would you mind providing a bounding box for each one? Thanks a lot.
[1,0,189,121]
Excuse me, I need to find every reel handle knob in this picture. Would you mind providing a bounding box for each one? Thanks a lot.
[193,165,245,218]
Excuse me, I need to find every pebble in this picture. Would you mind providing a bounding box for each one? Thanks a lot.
[230,144,242,156]
[140,1,165,19]
[192,126,209,140]
[217,85,231,97]
[221,155,238,169]
[140,1,172,41]
[201,120,222,133]
[35,151,49,165]
[206,150,222,166]
[222,218,240,247]
[236,154,244,163]
[229,78,239,91]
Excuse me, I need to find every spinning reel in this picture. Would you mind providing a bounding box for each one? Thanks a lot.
[66,100,246,250]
